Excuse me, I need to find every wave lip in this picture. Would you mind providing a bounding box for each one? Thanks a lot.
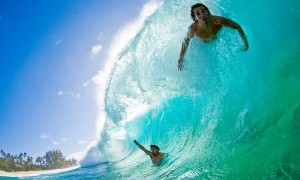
[79,1,162,168]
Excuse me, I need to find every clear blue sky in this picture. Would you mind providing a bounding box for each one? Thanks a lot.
[0,0,147,159]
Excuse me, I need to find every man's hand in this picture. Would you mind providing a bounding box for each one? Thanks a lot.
[178,58,184,71]
[243,42,249,51]
[242,35,249,51]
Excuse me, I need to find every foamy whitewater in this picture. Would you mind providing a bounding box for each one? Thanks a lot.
[2,0,300,179]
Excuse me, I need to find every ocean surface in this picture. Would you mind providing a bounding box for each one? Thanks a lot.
[2,0,300,179]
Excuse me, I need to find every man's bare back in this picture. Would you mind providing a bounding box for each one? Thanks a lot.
[149,151,165,164]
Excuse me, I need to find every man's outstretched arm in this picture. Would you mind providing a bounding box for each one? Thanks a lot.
[217,16,249,51]
[178,28,194,71]
[133,140,152,157]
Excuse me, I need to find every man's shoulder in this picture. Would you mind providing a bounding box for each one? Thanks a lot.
[189,22,197,29]
[212,16,223,23]
[188,23,198,34]
[212,16,232,24]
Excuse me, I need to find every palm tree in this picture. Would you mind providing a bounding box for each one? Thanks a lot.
[14,155,18,163]
[6,153,12,161]
[23,152,27,166]
[18,153,24,165]
[0,149,6,158]
[23,152,27,160]
[26,156,33,170]
[35,156,43,166]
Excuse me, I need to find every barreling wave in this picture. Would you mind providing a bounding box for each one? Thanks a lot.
[80,0,300,178]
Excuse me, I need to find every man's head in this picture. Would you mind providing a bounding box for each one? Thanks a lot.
[150,145,160,155]
[191,3,212,22]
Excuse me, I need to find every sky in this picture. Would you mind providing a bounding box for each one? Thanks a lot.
[0,0,149,160]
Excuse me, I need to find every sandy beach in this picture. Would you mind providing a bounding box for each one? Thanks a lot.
[0,166,80,177]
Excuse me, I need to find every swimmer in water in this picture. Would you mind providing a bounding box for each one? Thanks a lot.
[178,3,249,71]
[133,140,165,164]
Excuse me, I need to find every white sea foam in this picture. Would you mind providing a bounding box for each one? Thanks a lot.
[80,1,162,167]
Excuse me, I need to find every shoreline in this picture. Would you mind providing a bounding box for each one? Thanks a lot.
[0,166,80,177]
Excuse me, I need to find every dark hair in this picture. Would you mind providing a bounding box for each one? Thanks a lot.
[150,145,160,151]
[190,3,212,22]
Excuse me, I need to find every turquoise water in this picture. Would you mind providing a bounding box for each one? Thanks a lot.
[2,0,300,179]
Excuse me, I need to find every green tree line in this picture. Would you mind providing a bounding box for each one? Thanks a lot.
[0,149,77,172]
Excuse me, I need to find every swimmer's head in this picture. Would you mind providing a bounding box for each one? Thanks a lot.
[191,3,212,22]
[150,145,160,151]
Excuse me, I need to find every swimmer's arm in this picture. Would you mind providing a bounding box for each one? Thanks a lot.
[217,16,249,51]
[178,27,194,71]
[133,140,153,157]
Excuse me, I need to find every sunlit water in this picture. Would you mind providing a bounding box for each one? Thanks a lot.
[2,0,300,179]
